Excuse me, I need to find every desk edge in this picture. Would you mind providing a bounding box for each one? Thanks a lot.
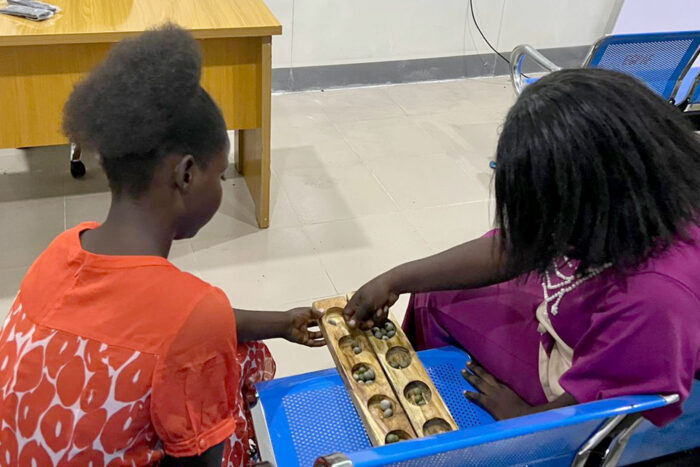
[0,25,282,46]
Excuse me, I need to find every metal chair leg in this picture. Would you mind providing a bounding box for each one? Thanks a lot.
[70,143,86,178]
[601,415,645,466]
[314,453,353,467]
[573,415,627,467]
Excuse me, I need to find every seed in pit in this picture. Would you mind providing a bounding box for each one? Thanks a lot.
[385,322,395,331]
[386,434,399,443]
[328,319,337,326]
[353,346,362,354]
[380,399,391,410]
[382,336,389,340]
[383,408,393,418]
[372,327,380,333]
[365,369,375,380]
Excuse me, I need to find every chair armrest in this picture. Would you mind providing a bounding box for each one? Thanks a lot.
[336,394,676,467]
[510,44,562,95]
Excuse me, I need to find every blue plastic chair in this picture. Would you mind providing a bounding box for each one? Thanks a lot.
[251,346,694,466]
[493,31,700,169]
[510,31,700,103]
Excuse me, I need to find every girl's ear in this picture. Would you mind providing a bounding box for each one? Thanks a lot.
[174,155,196,191]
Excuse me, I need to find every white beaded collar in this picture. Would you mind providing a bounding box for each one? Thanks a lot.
[541,258,612,316]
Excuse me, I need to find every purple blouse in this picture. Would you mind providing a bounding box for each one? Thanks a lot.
[404,223,700,426]
[552,223,699,425]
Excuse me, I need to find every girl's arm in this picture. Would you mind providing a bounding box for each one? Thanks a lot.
[345,235,519,326]
[235,307,325,347]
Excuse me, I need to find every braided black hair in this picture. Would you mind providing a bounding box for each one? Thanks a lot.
[495,68,700,275]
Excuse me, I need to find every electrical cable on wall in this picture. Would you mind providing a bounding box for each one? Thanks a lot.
[469,0,528,77]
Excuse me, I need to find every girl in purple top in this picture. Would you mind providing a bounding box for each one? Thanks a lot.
[344,68,700,426]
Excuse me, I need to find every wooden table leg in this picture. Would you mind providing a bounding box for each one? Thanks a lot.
[236,36,271,228]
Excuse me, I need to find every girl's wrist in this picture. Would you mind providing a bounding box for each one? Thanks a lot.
[382,267,404,295]
[272,311,292,340]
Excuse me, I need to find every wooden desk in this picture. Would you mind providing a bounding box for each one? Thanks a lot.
[0,0,281,227]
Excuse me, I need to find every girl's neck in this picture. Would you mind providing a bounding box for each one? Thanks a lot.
[81,196,175,258]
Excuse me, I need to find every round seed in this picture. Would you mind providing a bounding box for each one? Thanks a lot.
[380,399,391,410]
[382,336,389,340]
[328,319,337,326]
[385,322,395,331]
[365,369,375,380]
[372,327,380,333]
[383,408,393,418]
[387,434,399,443]
[353,346,362,354]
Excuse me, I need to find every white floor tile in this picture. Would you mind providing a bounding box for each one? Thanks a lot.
[272,91,329,128]
[366,153,490,210]
[335,117,443,162]
[0,197,64,269]
[451,121,503,161]
[403,200,496,253]
[280,164,397,224]
[384,80,472,116]
[460,76,515,104]
[302,213,432,294]
[0,145,67,174]
[318,87,406,123]
[197,174,300,239]
[192,227,337,310]
[271,121,360,171]
[65,192,111,228]
[0,171,64,202]
[0,267,26,322]
[409,116,473,156]
[169,240,200,277]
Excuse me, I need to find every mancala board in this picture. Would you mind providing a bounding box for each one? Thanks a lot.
[313,294,457,446]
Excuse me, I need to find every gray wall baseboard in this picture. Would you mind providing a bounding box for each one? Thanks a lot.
[272,45,589,92]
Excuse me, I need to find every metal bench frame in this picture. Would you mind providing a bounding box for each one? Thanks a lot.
[510,31,700,104]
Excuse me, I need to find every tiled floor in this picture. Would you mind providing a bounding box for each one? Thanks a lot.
[0,76,513,377]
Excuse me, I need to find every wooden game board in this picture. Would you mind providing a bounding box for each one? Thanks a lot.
[314,294,458,446]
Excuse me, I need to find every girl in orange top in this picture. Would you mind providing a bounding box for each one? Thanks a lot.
[0,25,323,466]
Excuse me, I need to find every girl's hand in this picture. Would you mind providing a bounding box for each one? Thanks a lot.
[462,360,532,420]
[344,274,399,329]
[283,307,325,347]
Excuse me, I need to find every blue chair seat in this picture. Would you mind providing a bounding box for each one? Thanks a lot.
[252,346,694,466]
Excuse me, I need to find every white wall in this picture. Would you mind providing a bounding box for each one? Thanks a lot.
[613,0,700,33]
[266,0,618,69]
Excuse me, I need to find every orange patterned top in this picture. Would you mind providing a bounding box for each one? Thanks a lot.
[0,223,275,466]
